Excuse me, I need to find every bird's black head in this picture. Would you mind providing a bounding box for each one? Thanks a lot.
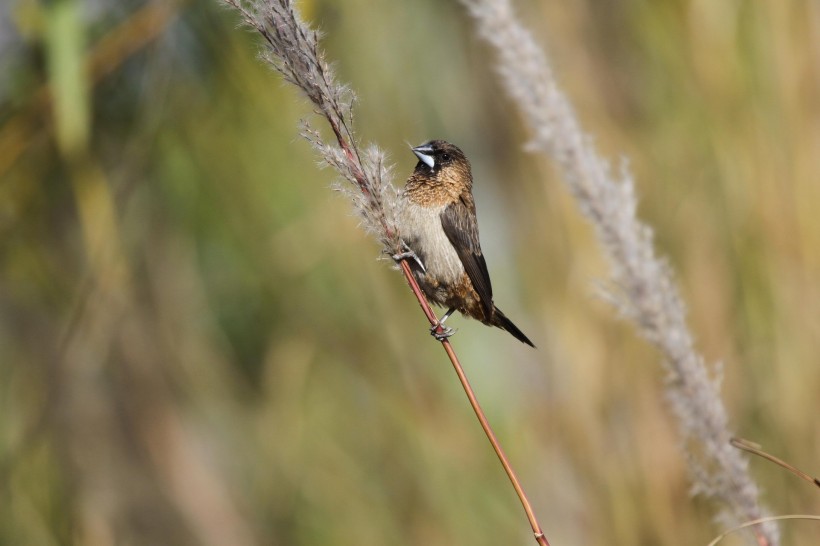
[411,140,469,178]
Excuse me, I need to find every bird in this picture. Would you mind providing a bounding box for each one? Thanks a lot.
[393,139,535,347]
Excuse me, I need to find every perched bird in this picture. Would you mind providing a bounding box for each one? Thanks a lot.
[394,140,535,347]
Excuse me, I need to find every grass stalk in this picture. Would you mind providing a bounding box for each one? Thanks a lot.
[222,1,551,543]
[459,0,778,543]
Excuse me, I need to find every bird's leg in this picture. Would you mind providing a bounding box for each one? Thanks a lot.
[392,240,426,273]
[431,307,457,341]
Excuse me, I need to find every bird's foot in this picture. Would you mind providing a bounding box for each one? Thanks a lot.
[392,241,426,273]
[430,307,457,341]
[430,322,456,341]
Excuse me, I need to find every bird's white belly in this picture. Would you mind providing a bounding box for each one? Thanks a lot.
[398,201,464,286]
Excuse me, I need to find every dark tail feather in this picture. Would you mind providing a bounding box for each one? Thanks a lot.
[492,307,535,348]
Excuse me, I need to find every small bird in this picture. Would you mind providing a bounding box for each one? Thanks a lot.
[394,140,535,347]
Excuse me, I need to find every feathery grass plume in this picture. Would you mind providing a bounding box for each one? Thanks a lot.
[459,0,778,543]
[223,0,400,253]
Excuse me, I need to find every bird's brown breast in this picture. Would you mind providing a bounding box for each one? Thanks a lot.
[403,161,471,207]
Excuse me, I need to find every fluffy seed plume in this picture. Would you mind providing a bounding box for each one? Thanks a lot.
[459,0,778,543]
[223,0,400,252]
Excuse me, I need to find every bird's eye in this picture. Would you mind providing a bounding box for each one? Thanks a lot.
[441,153,450,162]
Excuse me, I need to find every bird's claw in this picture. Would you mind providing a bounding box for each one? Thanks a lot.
[392,241,426,273]
[430,323,456,341]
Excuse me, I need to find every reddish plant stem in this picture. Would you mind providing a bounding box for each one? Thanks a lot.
[328,104,551,545]
[329,106,550,546]
[398,260,550,546]
[310,46,549,546]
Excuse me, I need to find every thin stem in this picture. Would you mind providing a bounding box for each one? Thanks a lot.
[443,341,549,546]
[707,516,820,546]
[399,261,550,546]
[731,438,820,490]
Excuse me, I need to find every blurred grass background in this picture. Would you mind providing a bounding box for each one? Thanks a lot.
[1,0,819,544]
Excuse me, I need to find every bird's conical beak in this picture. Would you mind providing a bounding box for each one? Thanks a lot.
[412,144,435,169]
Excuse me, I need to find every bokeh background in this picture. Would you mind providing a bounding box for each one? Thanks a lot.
[1,0,819,544]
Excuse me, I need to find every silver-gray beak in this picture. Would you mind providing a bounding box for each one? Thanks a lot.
[412,145,435,169]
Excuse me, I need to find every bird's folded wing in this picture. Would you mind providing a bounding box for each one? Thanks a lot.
[440,197,493,316]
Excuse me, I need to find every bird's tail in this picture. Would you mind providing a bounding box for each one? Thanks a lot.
[492,306,535,348]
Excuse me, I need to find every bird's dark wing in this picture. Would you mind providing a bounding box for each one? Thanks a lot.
[440,196,493,315]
